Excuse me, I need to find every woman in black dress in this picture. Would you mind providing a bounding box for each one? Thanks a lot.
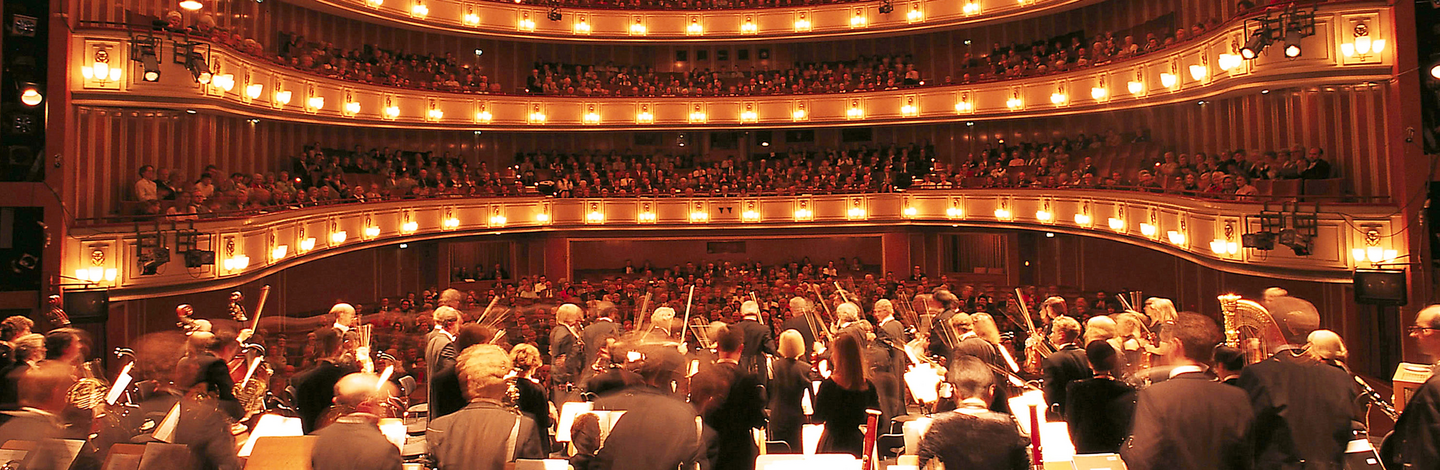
[769,329,815,453]
[813,334,879,457]
[510,343,553,454]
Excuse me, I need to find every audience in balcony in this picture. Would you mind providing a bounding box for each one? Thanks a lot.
[525,55,921,97]
[278,33,500,93]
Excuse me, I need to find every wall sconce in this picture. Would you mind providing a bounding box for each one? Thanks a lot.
[211,72,235,92]
[1090,86,1107,100]
[846,100,864,119]
[81,47,123,84]
[1127,80,1143,95]
[906,4,923,22]
[1108,217,1125,232]
[962,2,980,15]
[535,212,551,223]
[903,206,919,218]
[742,209,760,221]
[401,219,418,234]
[1218,53,1242,71]
[946,205,964,219]
[1341,23,1385,58]
[740,15,757,34]
[363,225,381,239]
[307,95,324,112]
[489,214,507,227]
[463,7,480,25]
[365,0,382,7]
[954,100,973,113]
[344,100,361,116]
[1074,213,1092,226]
[246,83,264,100]
[586,210,605,223]
[690,210,710,222]
[1189,64,1208,81]
[636,106,654,124]
[794,12,811,32]
[1006,96,1023,110]
[274,89,292,107]
[638,211,657,223]
[1353,229,1398,265]
[850,8,867,28]
[630,16,648,35]
[793,208,812,220]
[994,201,1012,220]
[476,108,493,123]
[686,17,703,35]
[689,104,707,123]
[270,244,289,262]
[1140,223,1158,238]
[329,230,347,245]
[299,236,317,253]
[1160,72,1177,88]
[583,109,601,125]
[1167,230,1187,246]
[427,107,444,121]
[900,98,918,117]
[1211,239,1240,255]
[790,106,806,121]
[384,104,400,119]
[410,1,428,18]
[741,103,759,123]
[442,214,460,230]
[847,201,866,220]
[1035,206,1054,222]
[528,105,547,124]
[1049,89,1068,106]
[519,11,536,31]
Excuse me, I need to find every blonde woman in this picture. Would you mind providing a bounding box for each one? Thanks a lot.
[510,343,552,454]
[1143,297,1178,328]
[769,330,814,453]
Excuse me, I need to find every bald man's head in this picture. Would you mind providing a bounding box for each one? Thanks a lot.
[331,303,357,326]
[333,372,395,411]
[1305,329,1347,363]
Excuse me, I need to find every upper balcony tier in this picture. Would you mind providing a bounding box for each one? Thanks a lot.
[285,0,1105,43]
[70,2,1395,131]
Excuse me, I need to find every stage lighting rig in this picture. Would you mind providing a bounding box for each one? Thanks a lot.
[130,33,161,82]
[1241,207,1285,251]
[1239,2,1315,60]
[173,40,210,83]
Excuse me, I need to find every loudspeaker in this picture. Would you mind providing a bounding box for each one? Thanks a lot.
[1354,269,1407,306]
[63,289,109,323]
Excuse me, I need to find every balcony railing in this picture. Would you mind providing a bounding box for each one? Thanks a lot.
[66,188,1403,297]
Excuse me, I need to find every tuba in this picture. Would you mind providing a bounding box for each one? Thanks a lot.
[1218,294,1290,364]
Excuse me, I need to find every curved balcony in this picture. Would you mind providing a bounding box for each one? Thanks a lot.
[69,3,1395,131]
[65,189,1402,298]
[288,0,1100,43]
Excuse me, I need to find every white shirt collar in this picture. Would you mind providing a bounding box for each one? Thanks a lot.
[334,322,350,333]
[1169,364,1206,379]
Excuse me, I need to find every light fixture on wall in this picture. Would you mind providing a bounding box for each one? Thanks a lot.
[1341,22,1386,58]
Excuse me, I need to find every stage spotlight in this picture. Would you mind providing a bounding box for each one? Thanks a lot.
[1240,29,1269,59]
[1241,232,1276,251]
[132,38,161,82]
[1283,28,1302,58]
[178,42,209,83]
[547,7,562,21]
[1278,229,1312,256]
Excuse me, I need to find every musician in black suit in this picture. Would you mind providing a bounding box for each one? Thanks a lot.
[429,324,497,419]
[581,302,622,384]
[427,344,546,470]
[578,343,707,470]
[734,301,777,379]
[550,304,585,405]
[780,297,818,357]
[769,330,814,453]
[311,373,404,470]
[1042,316,1091,421]
[1382,305,1440,469]
[872,300,908,423]
[691,324,767,470]
[1121,312,1254,470]
[0,362,83,470]
[1237,320,1358,470]
[426,306,461,409]
[176,329,244,420]
[293,327,359,433]
[927,290,962,359]
[916,356,1030,470]
[1064,341,1137,454]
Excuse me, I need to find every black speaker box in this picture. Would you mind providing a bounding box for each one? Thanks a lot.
[63,289,109,323]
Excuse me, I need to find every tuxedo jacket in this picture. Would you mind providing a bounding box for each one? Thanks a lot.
[311,417,404,470]
[1042,344,1092,420]
[1237,352,1359,470]
[1121,372,1255,470]
[733,319,777,377]
[1383,372,1440,470]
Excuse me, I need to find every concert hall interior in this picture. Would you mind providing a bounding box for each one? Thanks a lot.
[3,0,1440,468]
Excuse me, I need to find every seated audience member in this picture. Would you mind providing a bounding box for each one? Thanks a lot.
[917,356,1030,470]
[1064,340,1137,454]
[311,373,404,470]
[426,344,546,470]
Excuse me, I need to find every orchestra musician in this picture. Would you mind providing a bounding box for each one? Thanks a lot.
[550,303,585,405]
[0,333,44,408]
[293,326,358,433]
[310,373,404,470]
[691,324,766,470]
[426,344,546,470]
[927,290,963,360]
[768,330,815,454]
[871,299,908,422]
[0,362,80,470]
[1381,304,1440,469]
[509,343,553,455]
[577,342,707,470]
[1064,341,1137,454]
[581,302,622,385]
[643,307,676,343]
[1121,312,1254,470]
[426,306,461,409]
[813,334,880,458]
[780,297,819,357]
[430,324,500,420]
[1236,309,1358,470]
[1041,316,1091,421]
[733,300,777,379]
[176,330,245,420]
[916,356,1030,470]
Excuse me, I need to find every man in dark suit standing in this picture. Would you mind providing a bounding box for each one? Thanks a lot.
[1382,304,1440,469]
[691,325,766,470]
[1237,314,1358,470]
[1042,316,1091,421]
[550,304,585,406]
[780,297,818,357]
[581,302,622,384]
[426,306,461,410]
[294,327,358,433]
[176,330,244,420]
[1121,312,1254,470]
[873,300,909,422]
[577,343,707,470]
[311,373,404,470]
[915,356,1030,470]
[1064,341,1137,454]
[733,301,777,379]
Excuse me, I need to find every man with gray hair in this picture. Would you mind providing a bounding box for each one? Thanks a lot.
[311,373,403,470]
[427,344,545,469]
[438,288,464,310]
[426,306,462,410]
[781,297,818,357]
[733,300,776,378]
[331,303,357,334]
[645,306,677,343]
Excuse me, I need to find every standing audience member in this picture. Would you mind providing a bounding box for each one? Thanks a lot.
[916,356,1030,470]
[813,334,879,457]
[427,344,546,470]
[311,373,404,470]
[1121,312,1254,470]
[1064,341,1137,454]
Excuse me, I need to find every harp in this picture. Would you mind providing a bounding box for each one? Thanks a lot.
[1218,294,1289,364]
